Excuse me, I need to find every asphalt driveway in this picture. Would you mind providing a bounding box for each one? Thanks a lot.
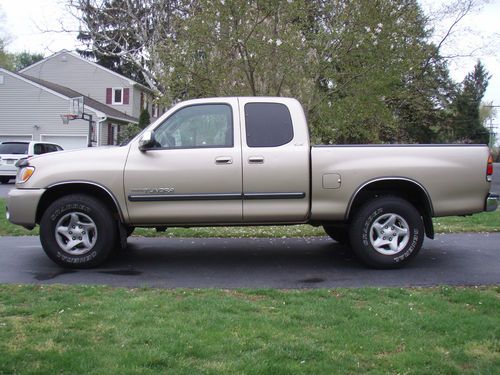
[0,233,498,288]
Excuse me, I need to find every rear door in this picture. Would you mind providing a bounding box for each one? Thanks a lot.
[124,99,243,225]
[239,98,310,222]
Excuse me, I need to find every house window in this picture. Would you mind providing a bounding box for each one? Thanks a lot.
[152,103,159,118]
[112,88,123,105]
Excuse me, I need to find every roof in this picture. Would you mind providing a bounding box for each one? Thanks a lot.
[19,50,154,94]
[18,73,138,124]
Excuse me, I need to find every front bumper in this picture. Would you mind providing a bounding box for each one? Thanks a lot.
[486,193,499,212]
[6,188,46,229]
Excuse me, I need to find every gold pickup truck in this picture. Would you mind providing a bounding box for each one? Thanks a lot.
[6,97,498,269]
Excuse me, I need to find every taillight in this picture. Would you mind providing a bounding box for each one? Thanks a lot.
[487,154,494,181]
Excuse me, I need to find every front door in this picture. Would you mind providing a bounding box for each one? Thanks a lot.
[124,99,242,225]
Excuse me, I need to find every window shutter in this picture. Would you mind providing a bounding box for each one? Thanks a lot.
[108,124,113,145]
[123,88,130,104]
[106,88,112,104]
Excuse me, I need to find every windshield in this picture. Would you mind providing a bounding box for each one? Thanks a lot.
[0,143,29,154]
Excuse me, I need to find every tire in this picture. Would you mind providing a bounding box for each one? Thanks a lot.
[40,194,117,268]
[0,176,11,184]
[349,196,424,269]
[323,225,349,244]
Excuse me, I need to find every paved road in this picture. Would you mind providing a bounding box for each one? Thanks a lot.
[0,234,498,288]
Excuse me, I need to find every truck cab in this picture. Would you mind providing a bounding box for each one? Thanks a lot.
[124,97,310,225]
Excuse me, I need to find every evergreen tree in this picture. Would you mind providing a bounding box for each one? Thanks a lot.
[451,61,490,143]
[12,51,44,71]
[138,109,151,129]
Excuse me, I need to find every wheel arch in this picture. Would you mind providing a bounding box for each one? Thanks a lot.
[346,177,435,239]
[36,181,125,224]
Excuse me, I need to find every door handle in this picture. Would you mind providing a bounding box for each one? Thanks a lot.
[248,156,264,164]
[215,156,233,165]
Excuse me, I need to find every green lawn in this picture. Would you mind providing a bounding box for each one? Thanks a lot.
[1,198,498,237]
[0,285,498,374]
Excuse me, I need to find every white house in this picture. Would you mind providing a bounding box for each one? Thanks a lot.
[0,50,160,149]
[0,68,138,149]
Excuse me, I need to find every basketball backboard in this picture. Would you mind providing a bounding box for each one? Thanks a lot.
[69,96,84,117]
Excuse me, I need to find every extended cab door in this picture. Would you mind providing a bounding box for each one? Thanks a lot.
[124,99,243,225]
[239,98,310,222]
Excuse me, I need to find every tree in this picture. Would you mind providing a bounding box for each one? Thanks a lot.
[0,38,13,69]
[138,109,150,129]
[12,51,44,71]
[479,103,497,148]
[450,61,490,143]
[69,0,183,93]
[0,8,43,71]
[71,0,472,144]
[117,123,142,145]
[0,7,13,69]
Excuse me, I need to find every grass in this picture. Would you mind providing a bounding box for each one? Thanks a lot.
[1,198,499,237]
[0,285,498,374]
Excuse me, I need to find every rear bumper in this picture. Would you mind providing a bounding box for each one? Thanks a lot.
[6,188,45,230]
[486,193,499,212]
[0,165,18,176]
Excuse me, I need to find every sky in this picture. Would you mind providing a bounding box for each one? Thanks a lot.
[1,0,499,134]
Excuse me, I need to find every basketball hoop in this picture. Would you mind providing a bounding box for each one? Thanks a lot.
[61,114,78,125]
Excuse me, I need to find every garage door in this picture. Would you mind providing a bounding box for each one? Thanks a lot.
[0,135,33,142]
[41,135,87,150]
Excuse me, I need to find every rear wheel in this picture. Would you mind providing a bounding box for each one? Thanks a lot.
[0,176,11,184]
[40,194,117,268]
[349,196,424,269]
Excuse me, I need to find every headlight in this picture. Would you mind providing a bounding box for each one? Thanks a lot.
[17,166,35,184]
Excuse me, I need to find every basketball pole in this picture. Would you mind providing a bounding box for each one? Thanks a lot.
[82,113,93,147]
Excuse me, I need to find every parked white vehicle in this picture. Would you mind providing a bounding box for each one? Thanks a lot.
[0,141,63,184]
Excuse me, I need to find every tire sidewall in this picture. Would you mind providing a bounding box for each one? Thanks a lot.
[40,195,116,268]
[350,197,424,268]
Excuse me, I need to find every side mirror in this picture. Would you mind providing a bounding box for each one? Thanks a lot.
[138,131,158,151]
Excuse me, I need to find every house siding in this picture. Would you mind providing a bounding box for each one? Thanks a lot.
[21,51,140,118]
[0,70,91,149]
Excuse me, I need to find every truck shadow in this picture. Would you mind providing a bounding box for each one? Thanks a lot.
[24,237,449,287]
[106,238,362,270]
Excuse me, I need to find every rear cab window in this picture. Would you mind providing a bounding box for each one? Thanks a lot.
[244,103,294,147]
[0,142,29,154]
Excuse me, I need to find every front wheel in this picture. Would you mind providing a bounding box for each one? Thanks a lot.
[349,196,424,269]
[0,176,11,184]
[40,194,117,268]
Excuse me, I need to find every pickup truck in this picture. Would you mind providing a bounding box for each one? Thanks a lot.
[6,97,498,269]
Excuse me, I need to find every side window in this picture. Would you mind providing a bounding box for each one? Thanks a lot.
[245,103,294,147]
[153,104,233,149]
[45,144,57,153]
[33,143,44,155]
